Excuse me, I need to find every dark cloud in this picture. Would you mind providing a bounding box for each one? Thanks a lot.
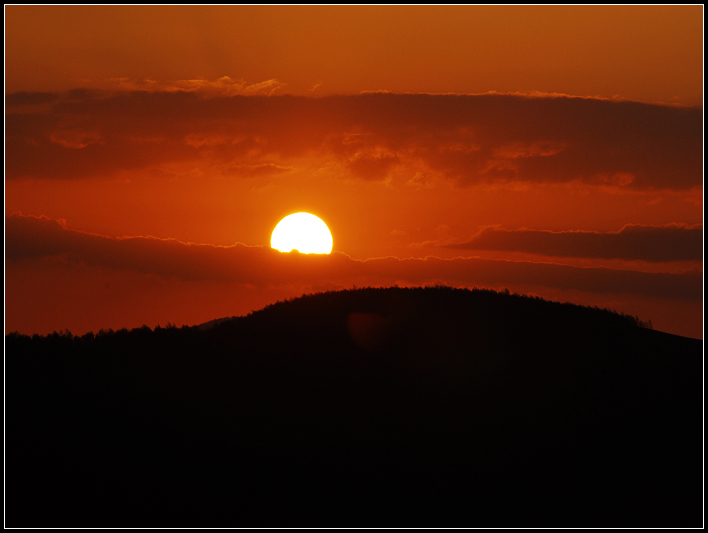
[346,152,399,181]
[6,213,701,301]
[5,91,60,106]
[5,91,701,189]
[451,224,704,262]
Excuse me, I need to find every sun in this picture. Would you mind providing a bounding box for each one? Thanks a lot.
[271,212,333,254]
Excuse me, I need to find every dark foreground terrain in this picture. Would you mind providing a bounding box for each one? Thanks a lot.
[6,287,703,527]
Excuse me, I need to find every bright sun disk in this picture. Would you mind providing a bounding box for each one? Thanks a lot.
[271,212,333,254]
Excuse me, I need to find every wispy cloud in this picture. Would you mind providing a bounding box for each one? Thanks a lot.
[7,213,701,301]
[6,92,701,190]
[450,224,704,262]
[105,76,284,96]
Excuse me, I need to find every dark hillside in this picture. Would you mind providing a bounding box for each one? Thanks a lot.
[6,287,703,527]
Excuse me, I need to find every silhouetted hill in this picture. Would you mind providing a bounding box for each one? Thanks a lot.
[5,287,703,527]
[195,315,237,331]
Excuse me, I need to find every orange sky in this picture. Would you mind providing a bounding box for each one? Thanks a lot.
[4,6,704,338]
[5,5,703,105]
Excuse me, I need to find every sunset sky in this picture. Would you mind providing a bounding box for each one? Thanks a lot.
[4,5,704,338]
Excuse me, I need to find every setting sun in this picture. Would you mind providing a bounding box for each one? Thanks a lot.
[271,212,333,254]
[5,6,703,528]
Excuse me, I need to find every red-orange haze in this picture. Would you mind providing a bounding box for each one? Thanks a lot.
[4,5,704,339]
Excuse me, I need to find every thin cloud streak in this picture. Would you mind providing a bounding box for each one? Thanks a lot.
[6,214,701,301]
[450,224,703,262]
